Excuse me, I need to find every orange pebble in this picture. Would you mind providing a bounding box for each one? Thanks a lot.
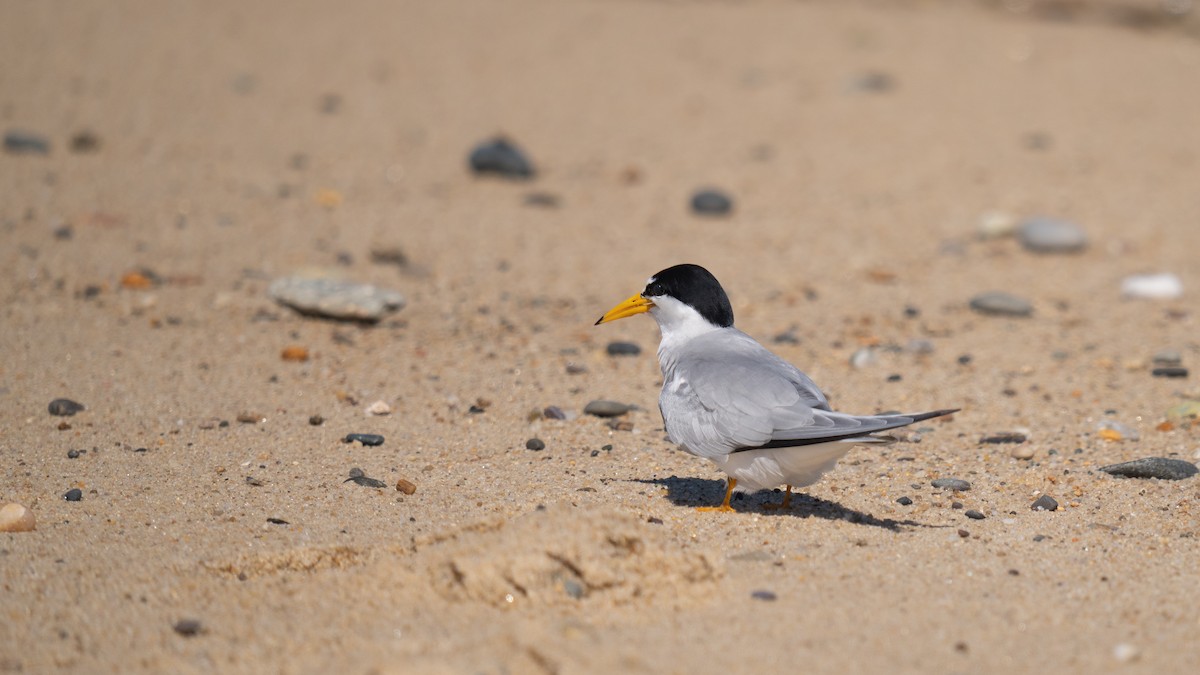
[281,346,309,362]
[120,271,154,289]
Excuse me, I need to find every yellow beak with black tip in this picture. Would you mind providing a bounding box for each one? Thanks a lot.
[595,293,654,325]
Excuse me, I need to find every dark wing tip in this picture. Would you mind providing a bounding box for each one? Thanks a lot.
[904,408,960,423]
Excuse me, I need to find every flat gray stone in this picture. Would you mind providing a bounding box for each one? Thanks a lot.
[1018,217,1087,253]
[584,400,632,417]
[269,275,405,322]
[931,478,971,491]
[969,291,1033,317]
[1100,457,1198,481]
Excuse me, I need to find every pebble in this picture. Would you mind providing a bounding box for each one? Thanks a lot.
[931,478,971,491]
[977,210,1017,239]
[969,292,1033,317]
[606,341,642,357]
[395,478,417,495]
[750,590,778,601]
[1099,457,1198,481]
[468,137,535,179]
[280,345,309,362]
[365,400,392,416]
[63,488,83,502]
[345,468,387,488]
[69,130,101,153]
[172,619,204,637]
[846,70,894,93]
[0,503,36,532]
[48,398,86,417]
[1010,446,1036,460]
[522,192,561,208]
[525,438,546,451]
[268,275,406,322]
[1151,350,1182,368]
[343,433,384,446]
[980,432,1027,444]
[1097,420,1139,442]
[543,406,568,420]
[849,347,878,369]
[308,415,325,426]
[1017,216,1088,253]
[896,496,913,506]
[690,189,734,216]
[1121,273,1182,300]
[67,449,81,459]
[1151,367,1188,379]
[3,129,50,155]
[1112,643,1140,663]
[1031,494,1058,511]
[965,509,986,520]
[584,400,632,417]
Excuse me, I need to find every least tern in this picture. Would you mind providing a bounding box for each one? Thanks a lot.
[596,264,957,511]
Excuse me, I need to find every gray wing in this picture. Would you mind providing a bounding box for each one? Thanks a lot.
[661,330,954,458]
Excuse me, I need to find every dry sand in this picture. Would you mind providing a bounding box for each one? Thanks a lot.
[3,1,1200,672]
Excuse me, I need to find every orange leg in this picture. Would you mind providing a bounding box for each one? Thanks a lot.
[697,478,737,512]
[763,485,794,511]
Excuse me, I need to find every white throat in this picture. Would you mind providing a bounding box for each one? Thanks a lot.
[649,295,725,360]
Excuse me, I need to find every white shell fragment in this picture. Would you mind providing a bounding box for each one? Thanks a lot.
[1121,273,1182,300]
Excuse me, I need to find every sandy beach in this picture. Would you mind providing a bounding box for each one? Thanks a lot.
[3,1,1200,672]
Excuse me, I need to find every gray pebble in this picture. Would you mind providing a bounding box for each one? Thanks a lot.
[1099,457,1198,481]
[1152,367,1188,379]
[1018,216,1087,254]
[343,433,384,446]
[965,509,985,520]
[969,292,1033,317]
[523,192,561,208]
[849,347,878,369]
[543,406,567,420]
[67,449,81,459]
[690,189,733,216]
[980,432,1027,444]
[1031,494,1058,511]
[584,400,631,417]
[344,468,387,488]
[63,488,83,502]
[69,130,101,153]
[562,579,585,599]
[48,398,86,416]
[525,438,545,451]
[750,590,778,601]
[896,496,913,506]
[4,129,50,155]
[931,478,971,491]
[468,137,535,179]
[172,619,204,637]
[268,275,405,322]
[1152,350,1182,368]
[606,341,642,357]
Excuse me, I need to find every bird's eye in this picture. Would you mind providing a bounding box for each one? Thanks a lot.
[644,282,664,297]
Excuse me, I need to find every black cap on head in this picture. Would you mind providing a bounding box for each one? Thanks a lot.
[643,264,734,327]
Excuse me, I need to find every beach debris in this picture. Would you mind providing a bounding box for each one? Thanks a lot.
[396,478,417,495]
[1031,495,1058,511]
[1098,420,1139,442]
[980,432,1026,444]
[3,129,50,155]
[345,468,387,488]
[1018,216,1087,253]
[236,412,265,424]
[48,398,85,416]
[343,433,384,446]
[977,210,1017,239]
[606,341,642,356]
[1121,273,1182,300]
[268,275,405,322]
[1099,457,1198,481]
[850,347,878,369]
[172,619,204,637]
[969,291,1033,317]
[931,478,971,491]
[280,345,309,362]
[543,406,568,420]
[750,589,779,601]
[468,137,535,179]
[690,188,734,216]
[365,400,392,416]
[584,400,632,417]
[63,488,83,502]
[0,503,36,532]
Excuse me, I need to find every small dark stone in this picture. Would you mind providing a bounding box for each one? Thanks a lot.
[67,449,80,459]
[522,191,560,208]
[931,478,971,491]
[896,496,913,506]
[53,224,74,240]
[957,529,970,538]
[1099,457,1198,481]
[172,619,203,637]
[957,354,973,365]
[266,517,289,525]
[690,189,734,216]
[903,306,920,319]
[606,341,642,357]
[525,438,546,451]
[134,447,148,453]
[750,590,778,601]
[245,476,264,487]
[345,468,387,488]
[772,330,800,345]
[309,415,325,426]
[1151,367,1188,379]
[1031,494,1058,511]
[886,374,902,382]
[543,406,567,420]
[63,488,82,502]
[4,129,50,155]
[584,400,631,417]
[343,433,384,446]
[467,405,485,414]
[562,579,585,599]
[951,501,963,509]
[48,398,86,417]
[980,432,1027,444]
[965,509,986,520]
[647,516,664,525]
[468,137,535,179]
[69,130,101,153]
[1032,534,1048,542]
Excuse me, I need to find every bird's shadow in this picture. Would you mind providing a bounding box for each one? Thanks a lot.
[630,476,940,532]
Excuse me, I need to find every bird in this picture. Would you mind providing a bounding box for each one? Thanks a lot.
[596,263,957,512]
